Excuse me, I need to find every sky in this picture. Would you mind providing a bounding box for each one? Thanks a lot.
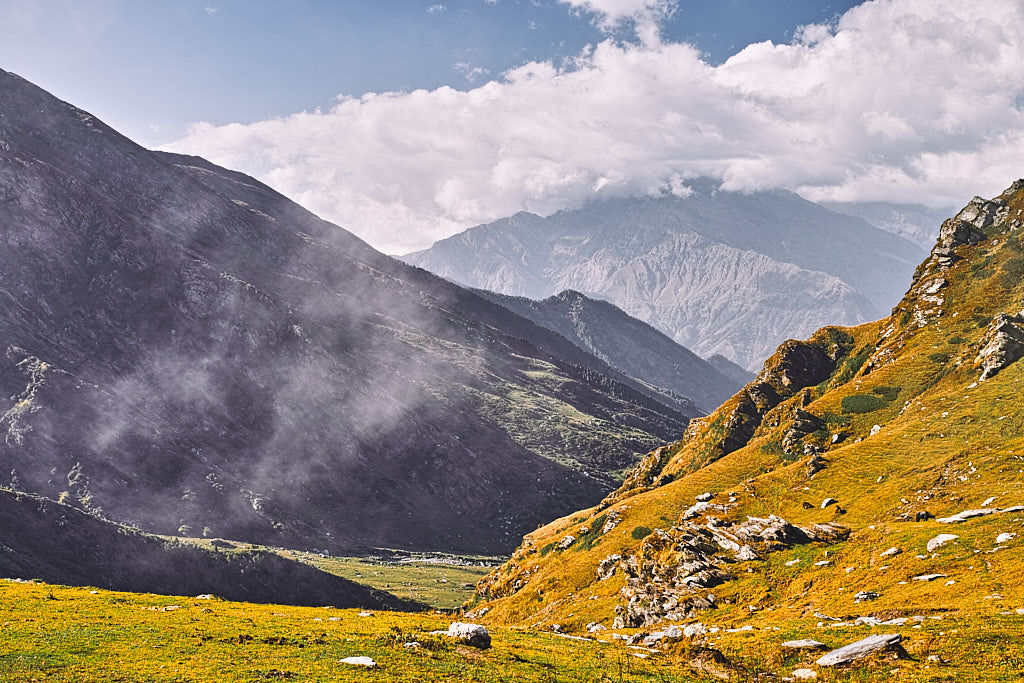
[3,0,1024,253]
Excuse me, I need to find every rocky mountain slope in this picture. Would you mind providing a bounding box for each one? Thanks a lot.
[477,289,745,413]
[403,185,926,370]
[0,68,695,555]
[468,181,1024,678]
[0,487,413,609]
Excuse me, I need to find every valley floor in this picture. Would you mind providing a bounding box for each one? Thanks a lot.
[1,580,1023,682]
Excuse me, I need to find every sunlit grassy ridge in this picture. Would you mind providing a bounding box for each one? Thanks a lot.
[463,183,1024,679]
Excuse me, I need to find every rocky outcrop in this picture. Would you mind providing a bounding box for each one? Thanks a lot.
[614,515,847,626]
[928,196,1002,270]
[977,312,1024,380]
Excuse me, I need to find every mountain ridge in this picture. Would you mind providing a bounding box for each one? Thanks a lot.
[403,187,926,370]
[0,67,692,555]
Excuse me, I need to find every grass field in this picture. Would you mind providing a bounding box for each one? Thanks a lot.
[3,580,1024,681]
[168,536,499,610]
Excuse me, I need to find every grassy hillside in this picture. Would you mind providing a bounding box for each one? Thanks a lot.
[0,488,413,611]
[464,181,1024,679]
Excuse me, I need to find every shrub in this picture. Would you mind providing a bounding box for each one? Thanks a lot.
[928,352,950,364]
[539,542,555,557]
[631,526,653,540]
[841,394,888,414]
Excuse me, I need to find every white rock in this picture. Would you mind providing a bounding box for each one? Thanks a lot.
[557,534,576,550]
[696,492,716,502]
[880,547,902,558]
[785,559,800,567]
[912,573,948,582]
[735,545,759,561]
[782,639,826,650]
[683,623,707,638]
[447,622,491,649]
[821,498,838,509]
[339,656,375,667]
[982,496,997,507]
[996,532,1016,544]
[816,633,903,666]
[792,668,818,680]
[870,424,882,436]
[937,509,995,523]
[927,533,959,552]
[586,622,606,633]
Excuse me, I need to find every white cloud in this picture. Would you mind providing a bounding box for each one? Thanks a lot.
[164,0,1024,254]
[427,3,446,14]
[453,61,490,81]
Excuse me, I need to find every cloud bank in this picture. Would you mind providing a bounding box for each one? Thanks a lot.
[164,0,1024,254]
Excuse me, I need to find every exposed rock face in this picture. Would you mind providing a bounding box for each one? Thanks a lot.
[405,185,923,370]
[977,312,1024,380]
[614,515,848,626]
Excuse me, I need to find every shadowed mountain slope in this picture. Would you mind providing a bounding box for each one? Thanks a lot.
[477,288,745,413]
[0,68,693,555]
[0,488,415,609]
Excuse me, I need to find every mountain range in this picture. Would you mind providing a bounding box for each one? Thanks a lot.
[476,288,747,413]
[403,185,927,370]
[0,68,703,556]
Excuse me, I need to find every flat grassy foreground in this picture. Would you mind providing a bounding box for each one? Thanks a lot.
[2,580,1024,681]
[0,581,684,682]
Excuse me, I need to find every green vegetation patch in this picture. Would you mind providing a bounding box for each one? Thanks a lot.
[871,385,901,401]
[840,393,888,414]
[630,525,653,540]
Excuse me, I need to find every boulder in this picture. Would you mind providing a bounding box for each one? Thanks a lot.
[447,622,491,649]
[816,633,903,666]
[937,508,996,523]
[792,668,818,680]
[339,656,376,667]
[879,547,902,558]
[820,498,838,510]
[696,492,716,502]
[927,533,958,552]
[997,532,1016,544]
[557,534,576,550]
[915,511,934,522]
[643,625,683,647]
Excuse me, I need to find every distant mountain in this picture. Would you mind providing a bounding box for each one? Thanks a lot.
[0,68,692,555]
[403,185,925,370]
[477,289,744,413]
[705,353,754,388]
[0,488,414,609]
[821,200,954,249]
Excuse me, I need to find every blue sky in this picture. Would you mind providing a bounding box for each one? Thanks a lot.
[3,0,1023,254]
[1,0,859,146]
